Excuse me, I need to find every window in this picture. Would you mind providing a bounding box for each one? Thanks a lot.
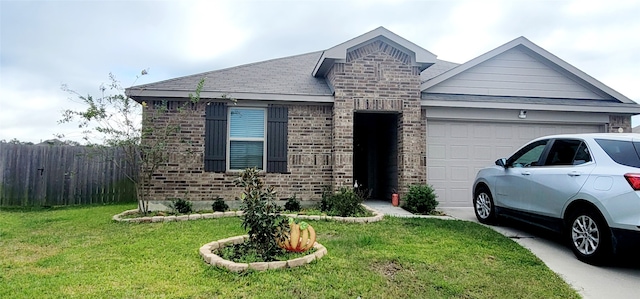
[595,139,640,168]
[544,139,588,166]
[507,140,548,168]
[204,103,288,173]
[229,108,265,170]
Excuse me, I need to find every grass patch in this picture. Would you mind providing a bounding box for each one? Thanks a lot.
[284,207,374,217]
[0,205,579,298]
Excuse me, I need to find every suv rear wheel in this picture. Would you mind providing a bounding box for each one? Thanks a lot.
[567,207,611,264]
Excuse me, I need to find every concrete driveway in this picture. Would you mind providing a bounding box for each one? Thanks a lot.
[440,207,640,299]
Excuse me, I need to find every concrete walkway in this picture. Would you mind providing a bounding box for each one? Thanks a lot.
[363,200,640,299]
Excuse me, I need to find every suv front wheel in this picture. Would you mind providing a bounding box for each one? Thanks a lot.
[567,208,612,264]
[474,186,497,224]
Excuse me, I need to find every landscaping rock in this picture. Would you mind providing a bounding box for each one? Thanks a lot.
[302,254,316,264]
[207,242,220,250]
[249,262,269,271]
[176,215,189,221]
[209,254,223,266]
[164,215,176,222]
[151,216,164,223]
[287,257,308,268]
[204,253,221,264]
[217,237,232,245]
[188,214,202,220]
[267,261,287,270]
[199,246,210,257]
[228,262,249,272]
[212,212,224,218]
[231,236,245,245]
[216,259,233,269]
[202,213,215,219]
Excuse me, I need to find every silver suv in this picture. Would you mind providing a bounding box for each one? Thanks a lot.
[473,133,640,264]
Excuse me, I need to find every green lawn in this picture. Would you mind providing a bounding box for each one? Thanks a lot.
[0,204,579,298]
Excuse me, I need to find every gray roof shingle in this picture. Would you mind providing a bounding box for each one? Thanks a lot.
[128,51,333,97]
[420,59,460,83]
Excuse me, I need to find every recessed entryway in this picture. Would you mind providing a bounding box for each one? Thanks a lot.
[353,112,399,201]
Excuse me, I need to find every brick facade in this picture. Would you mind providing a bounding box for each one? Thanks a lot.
[609,114,632,133]
[327,40,426,195]
[142,40,428,203]
[142,102,333,202]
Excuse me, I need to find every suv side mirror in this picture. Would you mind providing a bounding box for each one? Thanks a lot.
[495,158,507,168]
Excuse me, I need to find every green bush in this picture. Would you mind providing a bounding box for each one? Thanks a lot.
[169,198,192,214]
[401,184,439,215]
[320,186,365,217]
[284,194,302,212]
[211,196,228,212]
[234,168,287,261]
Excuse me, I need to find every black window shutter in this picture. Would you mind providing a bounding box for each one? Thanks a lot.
[267,106,288,173]
[204,102,227,172]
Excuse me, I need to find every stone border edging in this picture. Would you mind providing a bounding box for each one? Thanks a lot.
[112,209,245,223]
[199,235,327,272]
[112,204,384,223]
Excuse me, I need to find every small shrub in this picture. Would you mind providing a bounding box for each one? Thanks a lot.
[320,185,333,212]
[169,198,192,214]
[320,186,365,217]
[401,184,438,215]
[284,194,302,212]
[211,196,229,212]
[234,168,287,261]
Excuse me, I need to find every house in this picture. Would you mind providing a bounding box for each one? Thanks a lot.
[126,27,640,208]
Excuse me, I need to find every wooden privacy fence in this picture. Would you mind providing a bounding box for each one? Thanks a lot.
[0,143,137,207]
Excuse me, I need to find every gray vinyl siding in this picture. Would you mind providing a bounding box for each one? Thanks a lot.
[425,47,609,100]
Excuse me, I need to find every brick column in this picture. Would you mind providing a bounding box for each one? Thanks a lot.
[332,93,355,188]
[609,115,632,133]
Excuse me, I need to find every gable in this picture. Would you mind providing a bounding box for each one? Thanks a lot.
[313,26,436,77]
[424,46,610,100]
[346,39,412,65]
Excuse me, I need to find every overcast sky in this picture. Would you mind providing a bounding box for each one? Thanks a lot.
[1,0,639,143]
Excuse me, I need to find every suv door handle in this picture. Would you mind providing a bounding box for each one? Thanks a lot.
[521,171,531,176]
[568,171,581,177]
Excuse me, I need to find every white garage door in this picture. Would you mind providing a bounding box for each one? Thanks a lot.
[426,120,605,207]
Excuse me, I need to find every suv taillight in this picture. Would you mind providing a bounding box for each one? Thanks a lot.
[624,173,640,191]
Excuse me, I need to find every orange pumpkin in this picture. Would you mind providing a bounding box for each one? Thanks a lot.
[279,219,316,252]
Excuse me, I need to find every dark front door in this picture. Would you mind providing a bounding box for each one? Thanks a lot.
[353,112,398,201]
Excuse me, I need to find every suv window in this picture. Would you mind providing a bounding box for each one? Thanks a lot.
[595,139,640,168]
[544,139,591,166]
[507,140,548,167]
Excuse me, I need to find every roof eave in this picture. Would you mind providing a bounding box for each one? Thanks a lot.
[420,99,640,114]
[126,88,334,103]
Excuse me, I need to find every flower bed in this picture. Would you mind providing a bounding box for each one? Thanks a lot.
[112,204,383,223]
[199,235,327,272]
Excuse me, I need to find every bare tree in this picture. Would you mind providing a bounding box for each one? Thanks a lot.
[58,71,206,214]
